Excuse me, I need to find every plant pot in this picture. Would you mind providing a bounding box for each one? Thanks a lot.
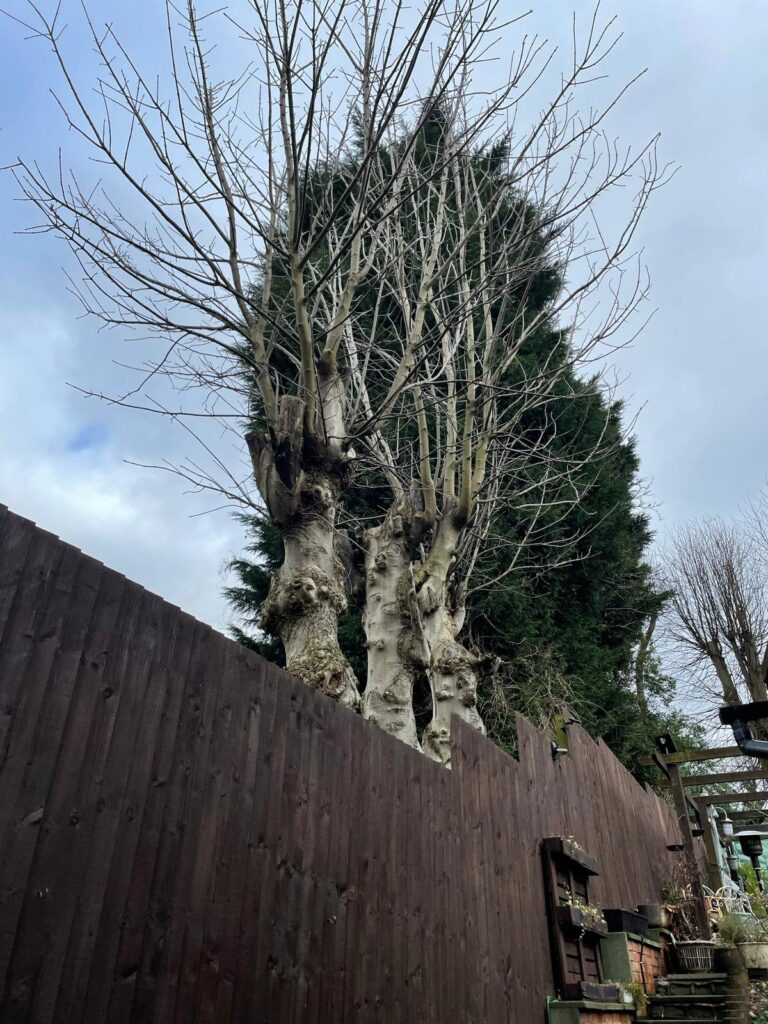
[637,903,662,928]
[676,939,715,973]
[555,904,609,936]
[542,836,599,875]
[604,908,649,936]
[737,940,768,973]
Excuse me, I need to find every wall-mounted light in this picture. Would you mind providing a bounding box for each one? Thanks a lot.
[715,808,735,840]
[734,829,768,892]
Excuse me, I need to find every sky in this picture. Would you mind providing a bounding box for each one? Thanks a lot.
[1,1,768,634]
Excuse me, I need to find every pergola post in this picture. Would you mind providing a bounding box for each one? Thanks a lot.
[667,761,711,937]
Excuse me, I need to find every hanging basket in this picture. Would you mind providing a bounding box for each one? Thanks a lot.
[676,940,715,973]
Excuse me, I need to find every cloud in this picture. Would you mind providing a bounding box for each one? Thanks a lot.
[0,306,242,629]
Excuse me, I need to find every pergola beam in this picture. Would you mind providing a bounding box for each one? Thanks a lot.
[639,745,743,767]
[657,769,768,789]
[698,790,768,806]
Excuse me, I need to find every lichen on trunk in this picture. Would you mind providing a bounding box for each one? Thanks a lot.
[247,392,360,709]
[361,507,421,747]
[413,518,487,765]
[260,469,360,708]
[420,601,486,765]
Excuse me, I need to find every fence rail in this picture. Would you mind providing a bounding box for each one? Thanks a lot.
[0,504,687,1023]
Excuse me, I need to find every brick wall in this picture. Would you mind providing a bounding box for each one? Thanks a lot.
[628,938,665,995]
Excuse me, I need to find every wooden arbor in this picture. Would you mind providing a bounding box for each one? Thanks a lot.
[640,737,768,920]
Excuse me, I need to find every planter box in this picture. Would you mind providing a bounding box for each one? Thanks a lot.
[543,836,599,875]
[603,908,649,936]
[556,904,609,936]
[738,940,768,973]
[599,931,665,995]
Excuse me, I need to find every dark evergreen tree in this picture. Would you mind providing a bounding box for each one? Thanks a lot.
[224,110,698,776]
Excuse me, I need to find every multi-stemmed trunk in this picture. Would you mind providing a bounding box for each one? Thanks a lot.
[362,510,485,763]
[249,392,488,752]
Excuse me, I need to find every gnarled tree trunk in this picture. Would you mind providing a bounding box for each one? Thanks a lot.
[361,507,421,747]
[413,518,486,765]
[247,391,360,709]
[420,598,486,764]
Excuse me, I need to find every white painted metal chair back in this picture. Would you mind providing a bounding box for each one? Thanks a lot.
[713,885,754,916]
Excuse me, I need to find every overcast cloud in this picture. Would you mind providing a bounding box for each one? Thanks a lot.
[1,1,767,633]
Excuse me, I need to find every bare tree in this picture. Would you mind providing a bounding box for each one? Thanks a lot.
[6,0,665,761]
[661,506,768,733]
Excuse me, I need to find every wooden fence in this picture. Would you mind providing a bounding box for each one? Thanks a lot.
[0,504,688,1023]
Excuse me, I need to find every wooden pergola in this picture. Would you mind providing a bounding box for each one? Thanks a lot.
[640,737,768,931]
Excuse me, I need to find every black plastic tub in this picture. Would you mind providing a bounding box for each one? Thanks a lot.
[603,908,649,936]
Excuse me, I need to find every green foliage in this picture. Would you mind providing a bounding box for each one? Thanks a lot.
[716,913,768,945]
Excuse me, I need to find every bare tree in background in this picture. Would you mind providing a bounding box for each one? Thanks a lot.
[6,0,665,760]
[662,503,768,734]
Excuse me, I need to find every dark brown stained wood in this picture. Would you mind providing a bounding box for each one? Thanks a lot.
[0,507,696,1024]
[349,719,383,1022]
[84,595,184,1024]
[228,655,280,1024]
[0,548,106,1019]
[209,645,269,1024]
[0,540,82,856]
[131,618,216,1024]
[166,618,235,1024]
[0,526,69,772]
[0,536,84,996]
[103,605,197,1024]
[270,675,316,1024]
[26,571,146,1024]
[0,540,102,1019]
[292,686,328,1024]
[0,508,38,648]
[326,690,364,1024]
[187,634,244,1024]
[247,662,295,1019]
[402,733,422,1024]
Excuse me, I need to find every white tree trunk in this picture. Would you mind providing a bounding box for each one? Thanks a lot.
[414,519,486,765]
[361,509,420,747]
[420,601,486,765]
[248,391,360,709]
[261,472,359,708]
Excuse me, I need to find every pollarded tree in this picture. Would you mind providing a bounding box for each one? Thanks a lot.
[662,500,768,732]
[8,0,664,758]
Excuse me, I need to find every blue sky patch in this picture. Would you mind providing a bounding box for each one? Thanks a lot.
[66,422,109,454]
